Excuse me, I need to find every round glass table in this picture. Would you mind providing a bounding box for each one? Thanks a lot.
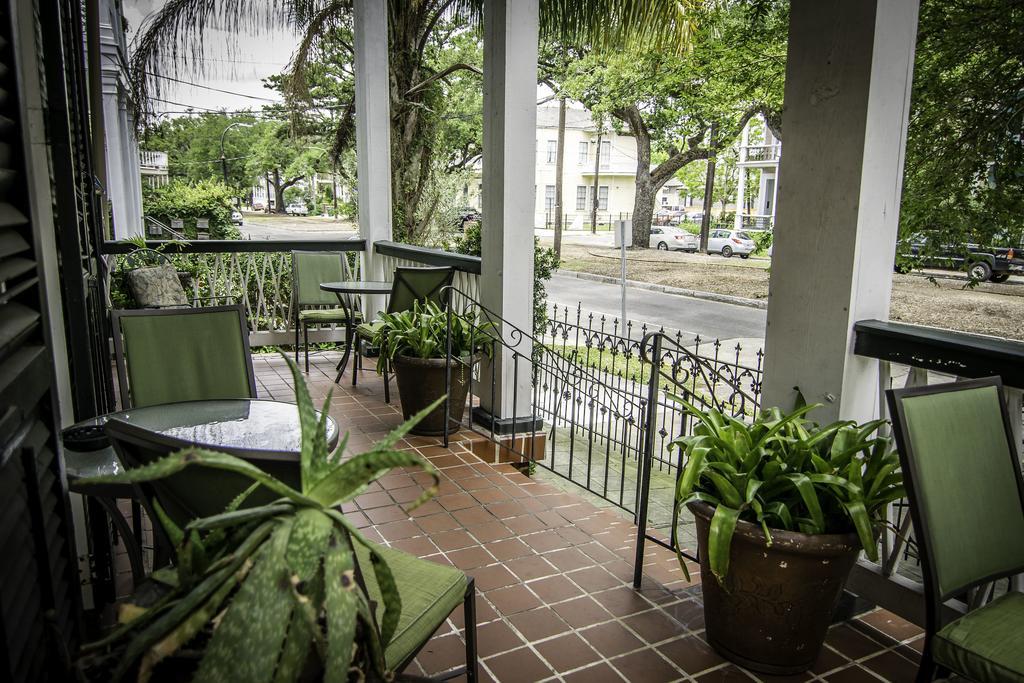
[320,280,393,383]
[105,399,340,457]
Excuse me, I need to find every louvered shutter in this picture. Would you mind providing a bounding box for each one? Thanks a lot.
[0,1,80,679]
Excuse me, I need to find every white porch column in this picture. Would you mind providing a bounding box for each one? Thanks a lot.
[353,0,392,314]
[480,0,537,421]
[761,0,920,423]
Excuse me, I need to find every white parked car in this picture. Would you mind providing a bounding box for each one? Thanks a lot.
[708,228,756,258]
[230,210,243,225]
[285,202,309,216]
[650,226,699,252]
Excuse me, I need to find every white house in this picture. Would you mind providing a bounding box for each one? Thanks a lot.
[735,116,781,230]
[464,105,697,229]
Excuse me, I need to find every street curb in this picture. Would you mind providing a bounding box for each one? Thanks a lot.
[555,270,768,310]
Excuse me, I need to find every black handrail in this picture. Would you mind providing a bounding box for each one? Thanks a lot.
[375,240,481,274]
[101,239,367,255]
[854,319,1024,389]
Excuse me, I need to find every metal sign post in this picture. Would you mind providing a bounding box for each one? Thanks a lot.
[613,219,632,328]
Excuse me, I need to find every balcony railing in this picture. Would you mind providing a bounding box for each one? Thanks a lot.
[102,239,365,345]
[849,319,1024,625]
[374,240,481,311]
[139,150,168,170]
[739,143,781,163]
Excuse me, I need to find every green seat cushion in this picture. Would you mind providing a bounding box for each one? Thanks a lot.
[299,308,361,323]
[356,541,467,670]
[356,321,384,339]
[934,591,1024,682]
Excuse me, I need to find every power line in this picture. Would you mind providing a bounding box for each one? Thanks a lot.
[146,71,281,102]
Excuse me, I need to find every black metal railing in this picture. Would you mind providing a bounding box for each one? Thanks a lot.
[438,293,764,521]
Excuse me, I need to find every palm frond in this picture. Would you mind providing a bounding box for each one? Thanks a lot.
[129,0,308,125]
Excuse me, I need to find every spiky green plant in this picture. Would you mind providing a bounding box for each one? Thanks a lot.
[670,396,905,585]
[76,355,443,683]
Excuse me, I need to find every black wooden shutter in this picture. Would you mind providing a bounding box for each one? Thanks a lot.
[0,0,81,679]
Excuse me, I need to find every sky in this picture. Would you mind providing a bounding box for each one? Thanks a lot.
[124,1,301,115]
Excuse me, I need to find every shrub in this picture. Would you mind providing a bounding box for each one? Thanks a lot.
[143,179,241,239]
[450,221,560,338]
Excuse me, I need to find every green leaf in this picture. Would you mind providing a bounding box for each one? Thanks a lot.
[285,508,334,582]
[187,504,294,532]
[196,519,296,683]
[369,548,402,646]
[152,499,184,549]
[784,473,824,533]
[308,449,439,508]
[703,470,742,508]
[841,499,878,562]
[80,448,320,508]
[274,572,324,683]
[137,556,246,683]
[112,521,276,681]
[707,504,741,584]
[282,353,329,493]
[324,532,359,683]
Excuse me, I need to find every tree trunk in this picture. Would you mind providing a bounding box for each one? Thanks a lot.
[553,97,566,258]
[631,173,656,248]
[272,168,286,214]
[590,131,602,234]
[626,112,653,247]
[699,124,718,253]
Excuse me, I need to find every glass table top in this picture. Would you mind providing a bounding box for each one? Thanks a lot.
[106,399,339,456]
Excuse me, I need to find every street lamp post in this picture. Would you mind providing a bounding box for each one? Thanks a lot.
[219,121,252,194]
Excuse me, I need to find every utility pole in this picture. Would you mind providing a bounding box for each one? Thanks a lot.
[332,162,339,220]
[590,130,603,234]
[699,123,718,253]
[553,97,566,258]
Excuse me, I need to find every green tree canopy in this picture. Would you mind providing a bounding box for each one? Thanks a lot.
[901,0,1024,249]
[554,2,787,246]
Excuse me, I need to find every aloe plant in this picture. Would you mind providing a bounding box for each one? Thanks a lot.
[372,299,493,373]
[76,355,443,683]
[670,396,905,585]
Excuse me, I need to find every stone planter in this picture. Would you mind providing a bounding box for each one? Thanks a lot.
[392,355,476,435]
[689,500,862,674]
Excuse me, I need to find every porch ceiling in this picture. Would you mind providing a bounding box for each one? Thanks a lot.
[252,352,925,682]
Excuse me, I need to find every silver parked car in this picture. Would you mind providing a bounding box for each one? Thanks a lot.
[708,228,756,258]
[285,202,309,216]
[230,210,244,225]
[650,226,699,252]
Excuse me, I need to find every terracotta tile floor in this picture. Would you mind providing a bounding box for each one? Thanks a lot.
[254,351,926,683]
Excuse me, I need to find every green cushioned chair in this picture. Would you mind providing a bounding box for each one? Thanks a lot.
[887,377,1024,683]
[293,250,361,373]
[112,304,257,408]
[354,266,454,403]
[355,541,478,680]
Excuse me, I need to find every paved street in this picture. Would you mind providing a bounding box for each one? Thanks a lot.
[237,213,357,240]
[546,271,767,343]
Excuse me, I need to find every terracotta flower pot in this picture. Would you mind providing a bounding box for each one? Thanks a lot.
[689,500,862,674]
[392,355,476,435]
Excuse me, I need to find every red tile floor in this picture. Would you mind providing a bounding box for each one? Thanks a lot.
[254,351,926,683]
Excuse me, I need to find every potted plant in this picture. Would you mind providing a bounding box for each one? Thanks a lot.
[75,356,444,682]
[373,300,492,436]
[670,397,904,675]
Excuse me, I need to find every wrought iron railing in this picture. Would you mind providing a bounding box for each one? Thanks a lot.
[101,239,365,345]
[436,292,764,521]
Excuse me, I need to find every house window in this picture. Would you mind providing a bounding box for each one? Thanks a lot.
[598,186,609,211]
[545,185,556,210]
[600,140,611,169]
[578,141,589,165]
[546,140,557,164]
[576,186,587,211]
